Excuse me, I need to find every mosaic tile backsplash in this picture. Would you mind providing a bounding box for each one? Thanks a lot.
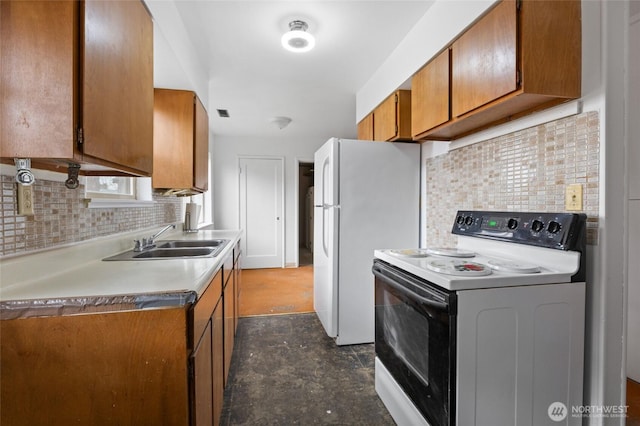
[0,112,600,257]
[0,176,183,257]
[425,111,600,247]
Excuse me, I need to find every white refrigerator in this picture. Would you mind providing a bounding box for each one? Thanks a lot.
[313,138,420,345]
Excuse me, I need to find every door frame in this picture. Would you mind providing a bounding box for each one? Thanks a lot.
[294,157,314,268]
[237,155,286,269]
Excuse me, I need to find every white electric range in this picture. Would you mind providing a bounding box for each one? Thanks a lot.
[373,211,587,426]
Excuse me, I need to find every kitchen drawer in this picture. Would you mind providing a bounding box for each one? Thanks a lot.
[191,270,222,348]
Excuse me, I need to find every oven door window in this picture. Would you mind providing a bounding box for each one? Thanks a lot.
[374,261,456,426]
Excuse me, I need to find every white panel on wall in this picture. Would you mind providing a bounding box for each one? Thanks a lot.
[629,15,640,200]
[627,13,640,383]
[628,200,640,382]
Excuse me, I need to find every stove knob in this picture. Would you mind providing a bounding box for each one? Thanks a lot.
[507,218,518,230]
[464,216,474,226]
[548,221,562,234]
[457,215,465,225]
[531,220,545,233]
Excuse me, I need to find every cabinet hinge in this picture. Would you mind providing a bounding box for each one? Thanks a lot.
[395,124,398,134]
[394,93,398,103]
[516,69,522,86]
[516,0,522,10]
[76,128,84,149]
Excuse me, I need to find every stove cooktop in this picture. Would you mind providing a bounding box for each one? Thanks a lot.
[375,210,587,291]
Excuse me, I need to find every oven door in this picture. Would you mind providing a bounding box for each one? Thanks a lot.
[373,260,456,426]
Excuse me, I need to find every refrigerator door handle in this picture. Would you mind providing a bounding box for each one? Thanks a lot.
[322,206,329,257]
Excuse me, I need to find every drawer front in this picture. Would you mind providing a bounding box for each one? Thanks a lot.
[192,270,222,348]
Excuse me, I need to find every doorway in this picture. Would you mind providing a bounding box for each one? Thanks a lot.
[298,162,314,266]
[238,156,284,269]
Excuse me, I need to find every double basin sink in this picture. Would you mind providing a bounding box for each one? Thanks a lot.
[103,239,229,261]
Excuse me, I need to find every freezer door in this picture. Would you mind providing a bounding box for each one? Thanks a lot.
[314,138,338,207]
[313,138,339,337]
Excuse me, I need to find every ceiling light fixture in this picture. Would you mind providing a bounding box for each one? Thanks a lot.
[281,20,315,53]
[270,116,292,130]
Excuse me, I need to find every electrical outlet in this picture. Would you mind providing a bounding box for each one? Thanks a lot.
[16,183,35,216]
[565,184,583,211]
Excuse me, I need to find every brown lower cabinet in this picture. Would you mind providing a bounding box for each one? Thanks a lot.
[0,245,241,426]
[222,254,235,385]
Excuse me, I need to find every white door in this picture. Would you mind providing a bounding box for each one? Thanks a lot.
[239,157,284,269]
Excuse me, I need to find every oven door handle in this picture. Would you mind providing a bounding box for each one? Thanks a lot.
[372,264,450,313]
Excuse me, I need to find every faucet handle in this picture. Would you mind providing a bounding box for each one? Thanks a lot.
[133,239,142,252]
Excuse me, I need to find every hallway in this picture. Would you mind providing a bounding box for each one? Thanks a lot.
[238,266,313,317]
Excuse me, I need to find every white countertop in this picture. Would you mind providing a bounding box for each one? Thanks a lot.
[0,226,242,307]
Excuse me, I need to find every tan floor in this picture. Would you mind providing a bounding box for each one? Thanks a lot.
[238,266,313,317]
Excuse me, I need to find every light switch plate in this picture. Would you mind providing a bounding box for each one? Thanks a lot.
[565,184,583,211]
[16,183,35,216]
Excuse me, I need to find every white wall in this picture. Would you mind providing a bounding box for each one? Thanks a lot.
[356,0,496,122]
[212,134,325,266]
[626,9,640,383]
[357,0,631,421]
[146,0,209,105]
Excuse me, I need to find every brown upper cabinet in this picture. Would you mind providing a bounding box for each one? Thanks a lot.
[153,89,209,194]
[373,90,412,142]
[452,0,517,118]
[412,49,451,139]
[357,112,375,141]
[412,0,581,141]
[0,1,154,176]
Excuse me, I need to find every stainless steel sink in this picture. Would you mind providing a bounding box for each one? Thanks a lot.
[156,239,227,249]
[132,248,216,259]
[103,239,230,261]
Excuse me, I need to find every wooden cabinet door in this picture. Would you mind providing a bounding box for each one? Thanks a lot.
[223,277,235,386]
[1,1,77,159]
[194,96,209,191]
[153,90,195,189]
[82,0,153,174]
[1,308,190,425]
[191,320,213,426]
[412,49,450,138]
[357,113,374,140]
[374,90,411,141]
[233,258,241,334]
[212,300,224,426]
[374,93,397,141]
[154,89,209,192]
[452,0,517,118]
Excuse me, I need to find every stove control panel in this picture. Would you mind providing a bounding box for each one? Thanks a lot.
[452,211,586,251]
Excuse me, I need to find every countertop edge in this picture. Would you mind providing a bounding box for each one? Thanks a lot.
[0,228,243,317]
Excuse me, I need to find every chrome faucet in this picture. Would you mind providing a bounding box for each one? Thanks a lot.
[133,224,176,252]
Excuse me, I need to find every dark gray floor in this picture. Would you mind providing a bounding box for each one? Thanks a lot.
[221,313,395,425]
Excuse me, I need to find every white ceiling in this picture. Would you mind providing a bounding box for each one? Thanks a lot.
[153,1,434,139]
